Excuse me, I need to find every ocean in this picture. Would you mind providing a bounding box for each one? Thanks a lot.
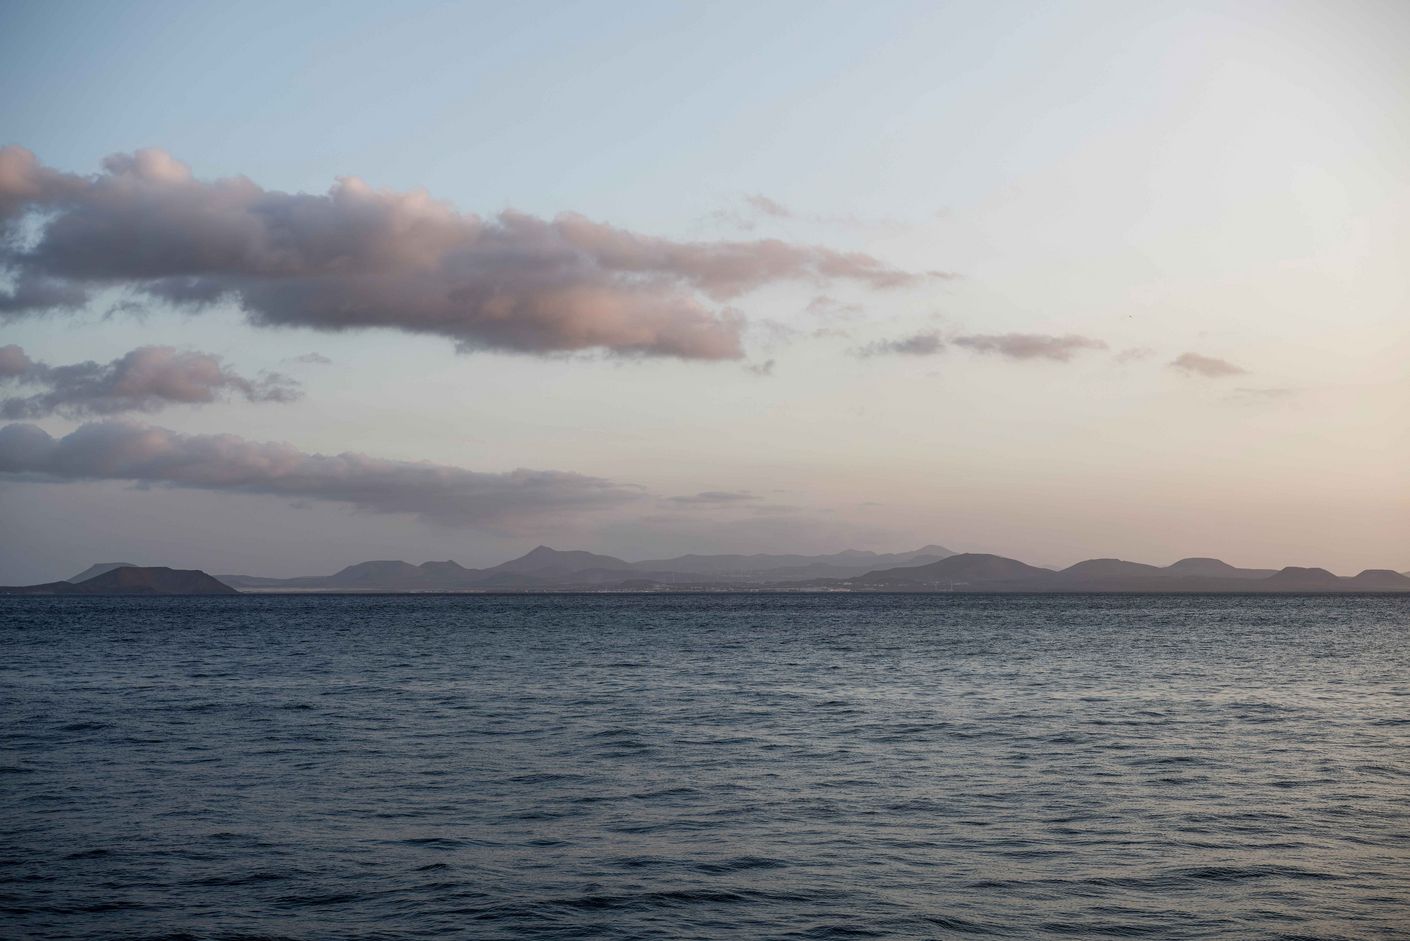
[2,593,1407,939]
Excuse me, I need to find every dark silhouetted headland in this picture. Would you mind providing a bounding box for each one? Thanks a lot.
[65,562,141,583]
[2,566,238,595]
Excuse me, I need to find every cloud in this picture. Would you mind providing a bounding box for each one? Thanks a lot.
[744,194,792,218]
[1226,386,1297,404]
[953,333,1107,361]
[0,344,36,379]
[856,331,946,357]
[855,329,1114,363]
[290,352,332,365]
[0,272,89,313]
[1114,346,1155,363]
[745,359,776,377]
[752,318,801,350]
[709,193,958,238]
[0,146,932,360]
[665,490,757,506]
[805,295,865,321]
[0,420,641,527]
[0,344,298,419]
[1170,352,1247,378]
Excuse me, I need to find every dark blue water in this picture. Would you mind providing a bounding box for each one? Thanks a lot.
[2,593,1408,940]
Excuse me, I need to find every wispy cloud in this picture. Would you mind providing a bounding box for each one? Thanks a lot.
[0,344,297,419]
[856,330,1107,362]
[953,333,1107,361]
[805,295,865,321]
[1114,346,1155,363]
[0,146,932,361]
[856,331,946,357]
[0,420,641,528]
[744,194,792,218]
[710,193,953,238]
[1226,386,1297,404]
[665,490,757,506]
[745,359,776,377]
[1170,352,1247,378]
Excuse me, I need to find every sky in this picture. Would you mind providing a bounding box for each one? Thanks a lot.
[1,0,1407,582]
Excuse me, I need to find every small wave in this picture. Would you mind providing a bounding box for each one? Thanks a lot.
[188,869,296,887]
[691,855,786,874]
[61,848,113,860]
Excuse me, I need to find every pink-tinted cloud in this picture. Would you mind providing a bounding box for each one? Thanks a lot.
[1170,352,1247,378]
[0,344,297,419]
[0,420,641,528]
[0,146,930,360]
[953,333,1107,361]
[858,330,1109,362]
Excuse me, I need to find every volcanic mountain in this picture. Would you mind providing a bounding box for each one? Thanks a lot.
[851,553,1053,587]
[3,566,238,595]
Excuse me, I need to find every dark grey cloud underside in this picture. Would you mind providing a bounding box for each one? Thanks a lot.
[0,421,641,528]
[0,344,297,419]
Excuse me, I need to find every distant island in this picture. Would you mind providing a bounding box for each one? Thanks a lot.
[211,546,1410,593]
[217,547,1410,593]
[4,548,1408,596]
[0,566,238,596]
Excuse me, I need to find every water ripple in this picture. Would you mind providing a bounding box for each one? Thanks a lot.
[2,592,1408,940]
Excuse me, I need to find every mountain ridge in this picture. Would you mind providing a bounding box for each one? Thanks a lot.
[210,546,1410,593]
[219,544,958,591]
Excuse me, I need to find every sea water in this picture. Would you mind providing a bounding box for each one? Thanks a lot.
[2,593,1407,939]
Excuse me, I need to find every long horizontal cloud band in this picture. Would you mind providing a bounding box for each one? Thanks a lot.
[0,421,641,527]
[0,344,297,419]
[0,146,930,359]
[858,331,1108,361]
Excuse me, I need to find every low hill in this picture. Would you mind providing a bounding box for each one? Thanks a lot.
[634,545,953,580]
[3,566,238,595]
[486,546,632,576]
[326,560,429,587]
[1056,559,1164,581]
[223,559,487,590]
[1161,557,1275,579]
[1264,566,1342,589]
[66,562,140,583]
[853,553,1052,587]
[1347,569,1410,589]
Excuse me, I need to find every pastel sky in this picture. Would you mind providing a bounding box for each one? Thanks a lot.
[2,0,1407,582]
